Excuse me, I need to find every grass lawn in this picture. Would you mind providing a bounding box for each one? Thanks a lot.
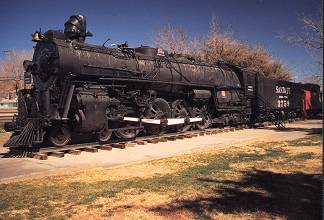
[0,134,322,220]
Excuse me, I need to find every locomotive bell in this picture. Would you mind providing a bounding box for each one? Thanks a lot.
[31,31,41,42]
[64,15,92,42]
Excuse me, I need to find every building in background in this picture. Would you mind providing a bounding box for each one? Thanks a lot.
[0,98,17,108]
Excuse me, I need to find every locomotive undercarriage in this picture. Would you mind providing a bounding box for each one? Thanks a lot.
[4,80,250,149]
[254,108,303,128]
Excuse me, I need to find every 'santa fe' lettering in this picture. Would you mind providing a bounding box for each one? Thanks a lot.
[276,86,291,94]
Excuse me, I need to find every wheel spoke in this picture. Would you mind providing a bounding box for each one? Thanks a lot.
[99,128,112,142]
[150,107,157,114]
[193,106,211,130]
[48,126,71,147]
[144,98,171,135]
[171,100,192,132]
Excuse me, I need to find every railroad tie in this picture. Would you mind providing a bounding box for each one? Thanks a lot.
[67,149,82,155]
[111,143,126,149]
[48,151,65,158]
[83,147,99,153]
[30,153,48,160]
[166,136,177,141]
[147,139,160,144]
[134,140,147,145]
[159,137,168,142]
[99,145,113,150]
[177,135,185,139]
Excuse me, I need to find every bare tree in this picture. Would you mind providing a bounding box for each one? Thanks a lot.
[280,9,323,84]
[285,11,323,64]
[0,50,32,78]
[154,24,203,57]
[154,17,292,80]
[0,50,32,99]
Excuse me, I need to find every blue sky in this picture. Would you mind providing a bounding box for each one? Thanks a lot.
[0,0,321,81]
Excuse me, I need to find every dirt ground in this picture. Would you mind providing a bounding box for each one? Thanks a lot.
[0,119,321,182]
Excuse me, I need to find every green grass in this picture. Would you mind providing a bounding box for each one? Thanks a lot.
[292,152,315,160]
[0,134,321,219]
[287,134,322,147]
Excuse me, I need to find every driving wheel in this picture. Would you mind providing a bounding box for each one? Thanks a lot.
[98,128,112,142]
[144,98,171,135]
[114,124,140,139]
[48,126,71,147]
[193,106,212,130]
[171,99,192,132]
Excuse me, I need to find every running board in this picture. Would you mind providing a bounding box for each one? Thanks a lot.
[123,117,202,125]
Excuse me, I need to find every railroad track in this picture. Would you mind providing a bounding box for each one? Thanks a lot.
[4,118,304,160]
[6,126,247,160]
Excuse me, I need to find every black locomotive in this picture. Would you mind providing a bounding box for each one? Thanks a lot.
[4,15,322,149]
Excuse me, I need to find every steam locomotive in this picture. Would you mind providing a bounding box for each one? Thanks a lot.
[4,15,322,149]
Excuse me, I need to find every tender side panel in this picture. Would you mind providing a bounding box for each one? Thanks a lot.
[257,75,294,110]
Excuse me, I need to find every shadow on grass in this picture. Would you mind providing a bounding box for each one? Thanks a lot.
[260,126,322,135]
[151,169,322,220]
